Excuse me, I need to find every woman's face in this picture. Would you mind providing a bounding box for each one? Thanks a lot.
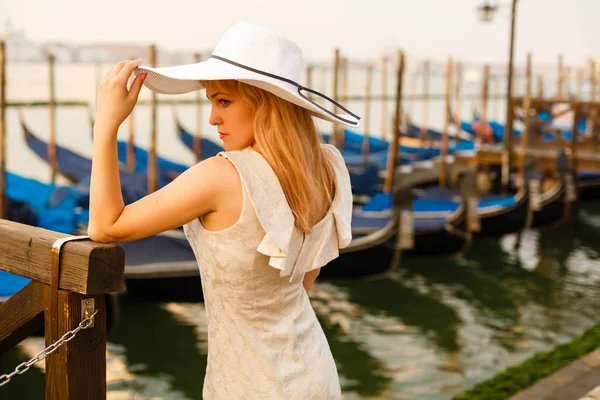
[206,83,255,151]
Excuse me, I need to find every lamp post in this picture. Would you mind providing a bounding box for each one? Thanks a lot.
[477,0,518,188]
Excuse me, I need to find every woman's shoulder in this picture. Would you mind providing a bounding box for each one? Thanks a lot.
[320,143,346,167]
[185,155,241,197]
[320,143,342,157]
[320,143,349,178]
[194,154,239,176]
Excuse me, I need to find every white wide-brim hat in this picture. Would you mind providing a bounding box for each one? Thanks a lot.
[134,22,360,127]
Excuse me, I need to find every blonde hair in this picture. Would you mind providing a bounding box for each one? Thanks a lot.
[201,80,336,234]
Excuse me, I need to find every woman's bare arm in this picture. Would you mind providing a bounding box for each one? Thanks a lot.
[88,58,238,243]
[303,268,321,294]
[88,151,237,243]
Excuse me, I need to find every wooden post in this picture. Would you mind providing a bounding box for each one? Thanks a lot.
[405,70,417,122]
[305,64,313,101]
[331,48,340,149]
[45,290,107,400]
[504,0,518,163]
[0,281,45,355]
[577,68,584,100]
[591,59,597,102]
[440,57,453,188]
[557,54,564,100]
[342,57,349,103]
[94,63,102,111]
[589,105,598,145]
[381,56,388,145]
[339,56,348,150]
[147,44,158,193]
[49,52,57,184]
[586,61,597,137]
[319,64,327,106]
[127,72,136,171]
[420,60,430,141]
[193,53,202,162]
[362,64,373,168]
[537,74,544,99]
[570,102,580,173]
[481,65,490,127]
[493,74,500,120]
[502,66,515,189]
[0,220,124,398]
[383,51,405,194]
[0,41,6,219]
[518,52,533,187]
[454,63,463,143]
[193,52,202,162]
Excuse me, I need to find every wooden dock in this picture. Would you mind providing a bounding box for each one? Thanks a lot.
[454,98,600,176]
[511,349,600,400]
[0,220,124,399]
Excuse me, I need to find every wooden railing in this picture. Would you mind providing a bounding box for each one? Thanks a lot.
[454,98,600,174]
[0,219,124,399]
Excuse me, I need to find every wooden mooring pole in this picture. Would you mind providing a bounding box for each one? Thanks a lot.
[48,52,57,184]
[147,44,158,193]
[454,63,463,143]
[577,68,584,100]
[420,60,430,141]
[127,65,136,171]
[193,52,202,162]
[331,48,340,149]
[305,64,313,97]
[381,56,388,145]
[0,41,6,219]
[590,59,597,102]
[481,65,490,130]
[384,51,405,194]
[518,52,533,186]
[362,64,373,168]
[440,57,452,188]
[492,73,500,121]
[339,56,348,150]
[537,74,544,100]
[557,54,564,101]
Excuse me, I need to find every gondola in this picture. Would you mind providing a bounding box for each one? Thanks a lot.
[21,116,149,204]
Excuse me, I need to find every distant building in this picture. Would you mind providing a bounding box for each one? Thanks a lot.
[1,21,44,62]
[76,46,118,63]
[0,20,207,65]
[87,43,149,62]
[40,42,75,63]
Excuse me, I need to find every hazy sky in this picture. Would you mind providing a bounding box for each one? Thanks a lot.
[2,0,598,67]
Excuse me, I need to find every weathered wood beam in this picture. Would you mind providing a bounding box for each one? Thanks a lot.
[0,281,45,355]
[45,288,107,400]
[0,220,124,295]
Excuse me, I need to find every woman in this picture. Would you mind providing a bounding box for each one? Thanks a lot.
[89,22,360,399]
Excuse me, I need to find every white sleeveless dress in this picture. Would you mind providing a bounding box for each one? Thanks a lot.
[182,144,353,400]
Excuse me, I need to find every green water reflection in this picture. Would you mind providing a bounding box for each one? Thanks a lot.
[2,204,600,399]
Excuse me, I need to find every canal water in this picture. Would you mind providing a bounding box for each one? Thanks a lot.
[1,63,599,399]
[3,202,600,399]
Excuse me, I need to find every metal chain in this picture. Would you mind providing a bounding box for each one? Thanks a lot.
[0,309,98,387]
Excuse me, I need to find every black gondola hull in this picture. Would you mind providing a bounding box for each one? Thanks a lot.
[532,185,579,227]
[477,192,529,235]
[409,227,467,255]
[125,276,204,302]
[320,239,396,278]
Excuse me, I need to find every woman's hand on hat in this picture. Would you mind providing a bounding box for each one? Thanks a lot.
[95,59,147,134]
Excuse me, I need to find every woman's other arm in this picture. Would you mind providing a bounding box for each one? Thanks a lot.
[303,268,321,294]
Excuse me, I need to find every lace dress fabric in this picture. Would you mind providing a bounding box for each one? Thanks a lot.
[182,144,352,399]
